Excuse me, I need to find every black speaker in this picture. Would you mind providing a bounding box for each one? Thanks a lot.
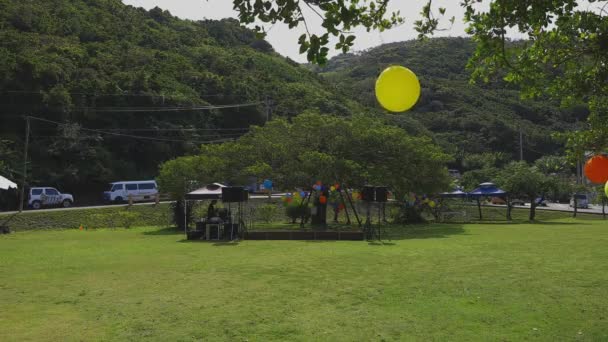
[222,186,248,202]
[375,186,388,202]
[362,186,375,202]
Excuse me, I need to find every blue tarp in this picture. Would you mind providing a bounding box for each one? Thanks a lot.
[439,183,509,221]
[468,182,507,197]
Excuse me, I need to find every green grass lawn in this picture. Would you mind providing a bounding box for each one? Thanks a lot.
[1,219,607,341]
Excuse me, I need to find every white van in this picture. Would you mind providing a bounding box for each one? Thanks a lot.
[103,181,158,203]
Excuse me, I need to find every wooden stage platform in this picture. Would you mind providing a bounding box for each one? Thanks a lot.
[244,230,364,241]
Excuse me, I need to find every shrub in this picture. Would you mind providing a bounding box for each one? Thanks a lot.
[171,200,193,230]
[117,211,140,229]
[392,205,426,224]
[0,203,171,231]
[87,213,114,229]
[256,204,279,223]
[286,204,311,224]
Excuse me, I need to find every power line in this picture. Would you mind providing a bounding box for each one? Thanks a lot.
[0,90,229,98]
[0,91,264,113]
[73,102,263,112]
[90,127,251,132]
[27,116,236,144]
[33,127,251,132]
[32,133,245,138]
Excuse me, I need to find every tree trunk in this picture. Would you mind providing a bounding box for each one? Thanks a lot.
[603,197,606,220]
[311,189,329,228]
[477,198,482,220]
[529,198,536,221]
[573,196,578,218]
[506,195,512,221]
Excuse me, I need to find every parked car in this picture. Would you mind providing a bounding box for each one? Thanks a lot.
[490,197,506,205]
[569,194,589,209]
[28,187,74,209]
[104,180,158,203]
[535,197,548,207]
[510,199,526,206]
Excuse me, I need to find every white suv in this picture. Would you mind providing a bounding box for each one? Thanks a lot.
[28,187,74,209]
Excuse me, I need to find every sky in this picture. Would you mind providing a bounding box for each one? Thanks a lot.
[122,0,478,62]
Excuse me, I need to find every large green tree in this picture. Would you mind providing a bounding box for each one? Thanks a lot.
[232,0,403,64]
[158,113,452,200]
[495,161,556,221]
[458,0,608,155]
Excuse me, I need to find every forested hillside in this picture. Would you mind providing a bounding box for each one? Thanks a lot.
[315,38,587,166]
[0,0,361,202]
[0,0,585,207]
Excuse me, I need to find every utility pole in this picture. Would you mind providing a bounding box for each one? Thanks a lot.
[519,127,523,161]
[576,157,581,184]
[264,96,272,123]
[18,116,30,212]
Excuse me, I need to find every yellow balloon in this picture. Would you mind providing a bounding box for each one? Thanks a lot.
[605,180,608,198]
[375,66,421,112]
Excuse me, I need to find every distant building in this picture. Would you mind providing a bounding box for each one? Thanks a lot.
[448,169,461,179]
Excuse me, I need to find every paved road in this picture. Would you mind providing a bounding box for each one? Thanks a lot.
[0,201,174,216]
[0,194,289,216]
[498,202,605,215]
[2,196,605,216]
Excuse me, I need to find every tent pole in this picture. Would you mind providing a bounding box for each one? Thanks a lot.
[184,199,188,236]
[344,187,362,228]
[300,188,313,228]
[338,188,351,225]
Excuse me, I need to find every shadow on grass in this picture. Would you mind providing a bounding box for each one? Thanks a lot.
[252,224,360,232]
[142,227,183,235]
[369,219,594,244]
[386,224,467,240]
[177,238,241,246]
[368,241,397,246]
[451,220,592,226]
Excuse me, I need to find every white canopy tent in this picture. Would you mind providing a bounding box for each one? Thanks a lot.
[1,175,18,233]
[183,183,252,241]
[185,183,226,200]
[0,175,17,190]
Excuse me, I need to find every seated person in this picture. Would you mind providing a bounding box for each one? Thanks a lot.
[207,200,222,223]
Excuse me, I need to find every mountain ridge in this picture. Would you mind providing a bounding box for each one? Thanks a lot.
[315,37,585,165]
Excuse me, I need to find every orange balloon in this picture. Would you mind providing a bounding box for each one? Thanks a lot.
[584,155,608,184]
[319,195,327,204]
